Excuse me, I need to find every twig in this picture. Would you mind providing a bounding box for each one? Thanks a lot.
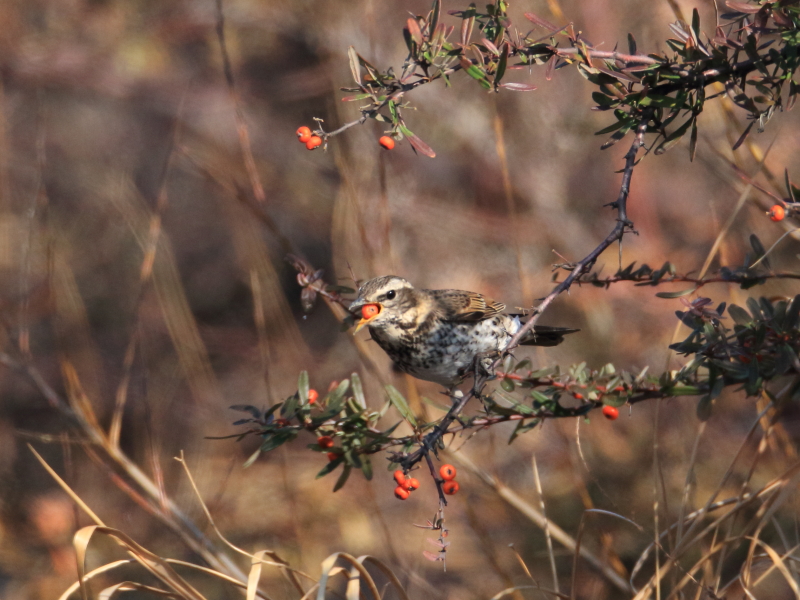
[564,271,800,290]
[396,109,653,471]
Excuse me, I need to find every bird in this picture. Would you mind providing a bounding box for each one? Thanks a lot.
[348,276,578,387]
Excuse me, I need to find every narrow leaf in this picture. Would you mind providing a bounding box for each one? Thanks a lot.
[500,82,537,91]
[627,33,637,55]
[655,287,697,298]
[351,372,366,409]
[298,371,310,403]
[347,46,361,85]
[316,457,343,478]
[407,18,424,45]
[333,464,351,492]
[727,304,753,325]
[524,12,559,32]
[545,54,556,81]
[385,385,418,427]
[360,456,373,481]
[725,1,762,13]
[406,131,437,157]
[495,43,509,86]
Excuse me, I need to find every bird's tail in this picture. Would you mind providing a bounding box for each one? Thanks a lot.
[518,325,579,347]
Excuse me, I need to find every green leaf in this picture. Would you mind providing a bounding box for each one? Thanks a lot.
[340,94,372,102]
[360,456,373,481]
[333,464,352,492]
[500,378,515,392]
[429,0,440,35]
[421,396,452,412]
[728,304,753,325]
[592,91,617,106]
[316,457,343,478]
[513,359,531,372]
[281,394,299,418]
[259,431,297,453]
[594,118,630,136]
[669,386,702,396]
[654,117,693,155]
[242,448,261,468]
[329,379,351,403]
[691,9,701,44]
[530,390,551,405]
[459,56,491,89]
[347,46,361,86]
[656,287,697,298]
[696,395,713,421]
[508,418,539,444]
[603,396,627,408]
[746,297,763,321]
[748,234,771,271]
[351,372,366,409]
[298,371,310,403]
[495,42,509,87]
[385,385,418,427]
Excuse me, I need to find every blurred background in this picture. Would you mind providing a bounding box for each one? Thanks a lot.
[1,0,799,598]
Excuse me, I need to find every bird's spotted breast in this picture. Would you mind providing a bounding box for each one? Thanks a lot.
[370,314,521,386]
[351,276,574,387]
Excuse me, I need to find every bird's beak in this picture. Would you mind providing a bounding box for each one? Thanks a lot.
[352,302,383,334]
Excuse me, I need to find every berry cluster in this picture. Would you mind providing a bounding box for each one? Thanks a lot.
[439,463,459,495]
[393,470,421,500]
[296,126,322,150]
[297,125,397,152]
[391,463,461,500]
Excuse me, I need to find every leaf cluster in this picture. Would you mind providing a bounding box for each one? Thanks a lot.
[229,293,799,489]
[329,0,800,158]
[563,234,800,295]
[671,294,800,417]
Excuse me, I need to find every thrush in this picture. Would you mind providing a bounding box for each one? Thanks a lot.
[349,276,578,387]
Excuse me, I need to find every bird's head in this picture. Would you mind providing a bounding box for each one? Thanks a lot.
[349,276,415,334]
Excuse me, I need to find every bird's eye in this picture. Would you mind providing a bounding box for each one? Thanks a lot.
[386,290,396,300]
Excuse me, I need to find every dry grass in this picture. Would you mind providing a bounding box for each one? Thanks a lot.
[1,0,799,598]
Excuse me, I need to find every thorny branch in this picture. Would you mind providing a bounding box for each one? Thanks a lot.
[565,270,800,290]
[392,111,652,484]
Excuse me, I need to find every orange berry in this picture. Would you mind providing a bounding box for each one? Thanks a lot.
[614,386,625,392]
[308,389,319,404]
[439,464,457,481]
[296,126,312,143]
[403,477,420,491]
[306,136,322,150]
[361,304,381,319]
[602,405,619,420]
[393,470,407,485]
[574,393,584,400]
[769,204,786,221]
[379,136,395,150]
[274,418,290,427]
[327,452,339,462]
[317,435,334,449]
[394,486,410,500]
[442,480,460,495]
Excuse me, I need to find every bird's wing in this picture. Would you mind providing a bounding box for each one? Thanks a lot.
[429,289,506,322]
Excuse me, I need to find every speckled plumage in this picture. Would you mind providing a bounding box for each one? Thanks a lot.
[349,276,577,386]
